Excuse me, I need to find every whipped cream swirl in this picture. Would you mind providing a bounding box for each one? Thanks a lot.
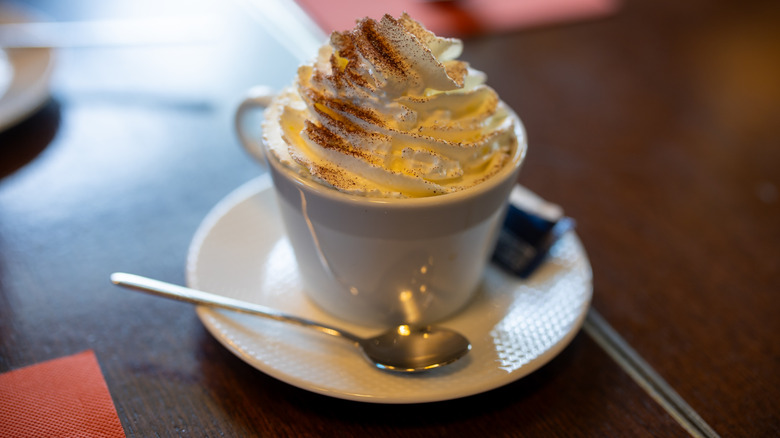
[263,13,520,197]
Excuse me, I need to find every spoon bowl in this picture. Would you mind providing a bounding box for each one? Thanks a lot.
[110,273,471,372]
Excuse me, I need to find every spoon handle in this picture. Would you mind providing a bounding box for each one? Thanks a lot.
[110,272,362,343]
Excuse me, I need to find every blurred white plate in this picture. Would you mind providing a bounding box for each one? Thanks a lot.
[186,176,593,403]
[0,5,55,132]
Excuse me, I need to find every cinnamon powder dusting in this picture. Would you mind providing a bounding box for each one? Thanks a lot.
[267,13,519,197]
[355,17,407,77]
[304,88,384,127]
[327,33,371,89]
[304,120,378,165]
[311,163,358,189]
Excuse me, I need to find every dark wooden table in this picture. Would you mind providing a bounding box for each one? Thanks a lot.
[1,0,778,436]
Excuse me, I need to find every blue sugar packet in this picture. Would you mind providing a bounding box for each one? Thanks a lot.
[492,186,576,278]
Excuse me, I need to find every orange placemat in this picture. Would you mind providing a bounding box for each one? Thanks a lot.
[294,0,619,36]
[0,350,125,438]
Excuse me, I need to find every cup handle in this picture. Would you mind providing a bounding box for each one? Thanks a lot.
[235,85,276,166]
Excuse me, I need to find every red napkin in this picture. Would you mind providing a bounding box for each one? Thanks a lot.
[294,0,619,36]
[0,350,125,438]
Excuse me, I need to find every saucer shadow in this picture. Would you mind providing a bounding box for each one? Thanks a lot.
[0,99,61,179]
[195,317,586,434]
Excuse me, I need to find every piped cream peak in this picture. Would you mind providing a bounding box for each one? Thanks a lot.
[263,13,519,198]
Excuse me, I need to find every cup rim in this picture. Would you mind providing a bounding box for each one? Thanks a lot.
[263,117,527,210]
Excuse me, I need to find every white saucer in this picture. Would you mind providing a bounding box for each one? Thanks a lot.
[0,5,55,132]
[186,176,593,404]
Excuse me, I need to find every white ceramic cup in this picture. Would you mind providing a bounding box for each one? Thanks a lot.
[236,87,527,327]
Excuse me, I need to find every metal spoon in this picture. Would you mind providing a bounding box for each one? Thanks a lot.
[110,273,471,372]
